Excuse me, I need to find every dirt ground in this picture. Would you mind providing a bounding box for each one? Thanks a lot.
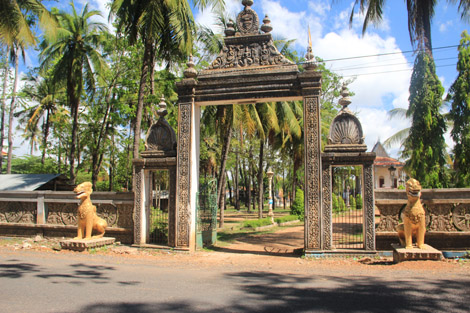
[1,223,469,276]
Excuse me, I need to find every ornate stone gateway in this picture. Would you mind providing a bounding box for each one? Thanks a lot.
[133,97,177,247]
[321,86,376,252]
[174,0,323,253]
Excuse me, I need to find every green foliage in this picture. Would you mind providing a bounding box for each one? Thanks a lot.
[349,195,356,210]
[402,51,448,188]
[2,155,57,174]
[150,207,169,238]
[242,217,273,229]
[274,215,300,224]
[356,194,363,211]
[291,188,304,218]
[448,31,470,187]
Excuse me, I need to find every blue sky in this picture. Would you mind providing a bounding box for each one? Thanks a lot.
[9,0,470,157]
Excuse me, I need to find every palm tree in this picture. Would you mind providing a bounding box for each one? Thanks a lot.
[0,0,57,48]
[39,2,108,183]
[347,0,470,55]
[109,0,225,167]
[17,69,64,164]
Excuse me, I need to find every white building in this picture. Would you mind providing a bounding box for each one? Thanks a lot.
[372,142,406,189]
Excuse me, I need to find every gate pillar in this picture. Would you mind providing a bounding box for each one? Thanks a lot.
[175,69,199,251]
[299,69,323,252]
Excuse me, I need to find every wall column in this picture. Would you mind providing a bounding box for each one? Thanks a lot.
[175,78,197,250]
[303,95,323,252]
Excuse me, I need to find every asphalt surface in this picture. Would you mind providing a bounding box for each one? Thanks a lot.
[1,248,469,313]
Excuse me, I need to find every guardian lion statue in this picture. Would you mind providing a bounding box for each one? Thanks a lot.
[74,182,107,240]
[396,178,426,249]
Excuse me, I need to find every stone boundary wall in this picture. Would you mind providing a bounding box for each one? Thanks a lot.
[0,191,134,244]
[375,188,470,250]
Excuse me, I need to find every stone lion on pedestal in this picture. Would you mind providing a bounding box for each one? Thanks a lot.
[73,182,107,240]
[396,178,426,249]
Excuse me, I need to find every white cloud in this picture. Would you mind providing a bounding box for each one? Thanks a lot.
[439,20,453,33]
[308,0,331,17]
[195,0,242,31]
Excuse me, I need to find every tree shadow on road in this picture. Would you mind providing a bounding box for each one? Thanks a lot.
[77,271,470,313]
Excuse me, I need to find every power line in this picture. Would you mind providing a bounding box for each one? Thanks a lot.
[342,63,456,78]
[321,44,459,63]
[332,56,457,72]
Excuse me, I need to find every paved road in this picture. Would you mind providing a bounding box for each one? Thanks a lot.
[1,248,469,313]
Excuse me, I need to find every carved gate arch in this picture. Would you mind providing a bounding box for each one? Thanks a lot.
[173,0,334,254]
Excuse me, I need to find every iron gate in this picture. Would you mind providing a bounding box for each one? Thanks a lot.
[196,179,218,248]
[149,171,169,245]
[332,166,364,250]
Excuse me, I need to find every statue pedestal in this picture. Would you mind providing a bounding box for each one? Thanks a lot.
[60,237,115,252]
[392,243,443,263]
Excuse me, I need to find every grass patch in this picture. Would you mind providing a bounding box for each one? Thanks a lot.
[242,217,274,229]
[274,215,299,224]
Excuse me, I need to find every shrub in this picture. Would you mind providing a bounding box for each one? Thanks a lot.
[356,194,363,210]
[338,195,346,212]
[349,195,356,210]
[332,194,339,213]
[291,189,305,218]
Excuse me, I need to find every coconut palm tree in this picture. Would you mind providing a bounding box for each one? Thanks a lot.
[17,69,64,164]
[40,2,109,183]
[0,0,57,48]
[109,0,225,166]
[347,0,470,55]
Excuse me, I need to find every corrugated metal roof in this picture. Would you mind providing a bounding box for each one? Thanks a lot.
[0,174,62,191]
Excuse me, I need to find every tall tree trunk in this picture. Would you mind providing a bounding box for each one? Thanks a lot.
[41,109,51,164]
[67,61,83,184]
[0,47,9,173]
[218,171,226,228]
[133,37,153,166]
[243,157,250,212]
[257,140,264,219]
[108,132,115,191]
[91,88,116,189]
[217,114,232,227]
[7,47,19,174]
[250,146,256,212]
[227,172,232,206]
[234,145,240,211]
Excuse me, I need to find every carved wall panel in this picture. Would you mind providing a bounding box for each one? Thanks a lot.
[427,204,455,231]
[47,203,77,225]
[453,204,470,231]
[375,204,402,231]
[176,103,192,247]
[0,202,36,224]
[304,96,322,250]
[96,203,118,227]
[116,204,134,229]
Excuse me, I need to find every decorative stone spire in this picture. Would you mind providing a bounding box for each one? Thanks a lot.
[242,0,254,7]
[237,0,259,35]
[157,96,168,119]
[339,84,352,110]
[183,55,197,79]
[225,19,236,37]
[304,26,317,70]
[261,15,273,33]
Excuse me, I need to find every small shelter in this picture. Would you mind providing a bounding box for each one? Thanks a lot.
[0,174,73,191]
